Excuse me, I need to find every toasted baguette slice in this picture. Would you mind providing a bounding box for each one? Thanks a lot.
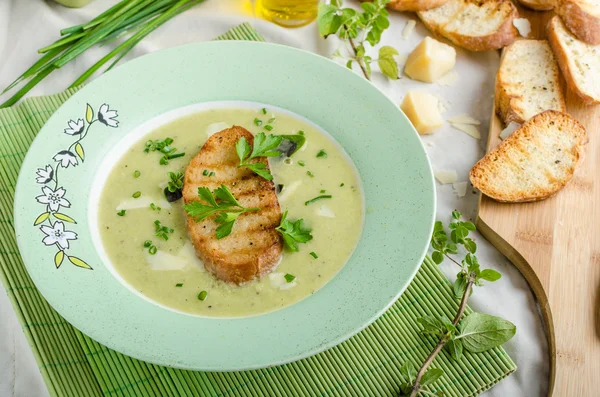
[470,111,587,203]
[417,0,519,52]
[496,40,566,125]
[183,126,283,284]
[557,0,600,44]
[548,16,600,104]
[517,0,554,10]
[388,0,449,11]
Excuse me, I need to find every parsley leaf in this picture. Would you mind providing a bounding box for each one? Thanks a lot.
[167,171,184,193]
[236,132,282,180]
[276,210,313,252]
[184,185,260,239]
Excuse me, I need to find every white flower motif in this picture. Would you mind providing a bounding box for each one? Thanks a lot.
[40,221,77,250]
[98,104,119,127]
[64,119,84,135]
[53,150,78,168]
[35,165,54,184]
[36,186,71,212]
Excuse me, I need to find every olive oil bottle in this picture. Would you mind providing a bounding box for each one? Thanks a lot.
[255,0,319,27]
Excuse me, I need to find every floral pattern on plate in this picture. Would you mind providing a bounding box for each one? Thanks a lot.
[33,103,119,270]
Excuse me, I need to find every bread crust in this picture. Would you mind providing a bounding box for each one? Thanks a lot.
[547,16,600,104]
[470,111,587,203]
[417,0,519,52]
[516,0,554,11]
[495,40,566,124]
[388,0,449,11]
[557,1,600,45]
[183,126,283,284]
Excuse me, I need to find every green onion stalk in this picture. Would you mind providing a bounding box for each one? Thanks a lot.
[0,0,204,108]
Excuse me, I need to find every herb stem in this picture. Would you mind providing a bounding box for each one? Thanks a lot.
[444,253,463,269]
[409,279,474,397]
[304,195,332,206]
[344,25,369,80]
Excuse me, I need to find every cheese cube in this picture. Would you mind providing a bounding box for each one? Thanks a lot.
[404,37,456,83]
[400,91,444,135]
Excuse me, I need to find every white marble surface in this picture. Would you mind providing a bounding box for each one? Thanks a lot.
[0,1,548,396]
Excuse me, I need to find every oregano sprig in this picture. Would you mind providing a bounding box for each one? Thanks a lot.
[317,0,399,80]
[398,211,516,397]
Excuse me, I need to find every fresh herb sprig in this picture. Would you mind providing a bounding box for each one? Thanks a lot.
[276,210,313,252]
[167,171,184,193]
[317,0,399,80]
[144,137,185,165]
[236,132,282,180]
[184,185,260,239]
[0,0,205,108]
[398,211,515,397]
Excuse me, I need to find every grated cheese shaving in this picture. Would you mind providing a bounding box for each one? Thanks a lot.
[451,122,481,139]
[402,20,417,39]
[513,18,531,38]
[436,70,459,86]
[434,170,457,184]
[447,114,480,125]
[453,181,468,197]
[499,121,521,140]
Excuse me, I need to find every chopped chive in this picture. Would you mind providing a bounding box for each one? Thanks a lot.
[198,290,208,301]
[298,161,305,167]
[320,189,326,193]
[316,149,327,158]
[166,152,185,160]
[261,107,267,115]
[117,210,126,216]
[305,195,332,206]
[175,283,183,287]
[133,170,141,178]
[298,130,305,135]
[310,251,318,259]
[132,191,141,198]
[264,125,273,131]
[150,203,156,210]
[284,158,293,165]
[202,169,209,176]
[340,183,345,187]
[209,171,215,177]
[268,117,276,123]
[148,245,157,255]
[307,171,314,178]
[284,274,296,283]
[254,118,263,126]
[143,240,152,248]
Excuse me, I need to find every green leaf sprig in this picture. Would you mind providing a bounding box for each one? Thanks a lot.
[398,211,515,397]
[317,0,399,80]
[167,171,184,193]
[236,132,282,180]
[276,210,313,252]
[183,185,260,239]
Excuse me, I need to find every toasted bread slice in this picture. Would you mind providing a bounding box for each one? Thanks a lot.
[388,0,449,11]
[470,111,587,202]
[517,0,554,10]
[417,0,519,51]
[183,126,283,284]
[548,16,600,104]
[557,0,600,44]
[496,40,566,125]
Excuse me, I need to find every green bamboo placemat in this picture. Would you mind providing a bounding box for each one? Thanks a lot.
[0,23,515,397]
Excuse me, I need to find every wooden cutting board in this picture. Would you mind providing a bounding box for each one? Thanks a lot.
[475,7,600,397]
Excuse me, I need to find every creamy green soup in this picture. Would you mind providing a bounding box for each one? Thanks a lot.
[98,107,364,317]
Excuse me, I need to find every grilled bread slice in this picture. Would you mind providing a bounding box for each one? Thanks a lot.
[470,111,587,203]
[557,0,600,44]
[183,126,283,284]
[548,16,600,104]
[417,0,519,52]
[496,39,566,125]
[388,0,449,11]
[517,0,554,10]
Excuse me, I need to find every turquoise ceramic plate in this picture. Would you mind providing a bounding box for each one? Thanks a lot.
[14,41,435,370]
